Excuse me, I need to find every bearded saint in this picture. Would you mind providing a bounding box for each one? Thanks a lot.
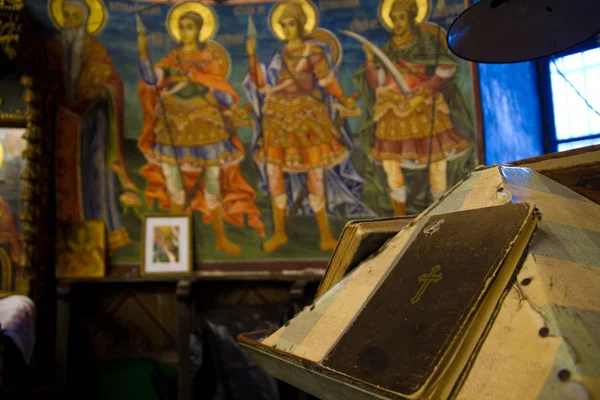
[47,0,140,252]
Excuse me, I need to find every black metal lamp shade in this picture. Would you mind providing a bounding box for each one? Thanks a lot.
[447,0,600,63]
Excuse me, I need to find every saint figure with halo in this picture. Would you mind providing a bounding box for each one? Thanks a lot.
[244,0,374,254]
[137,2,263,257]
[46,0,140,253]
[354,0,473,216]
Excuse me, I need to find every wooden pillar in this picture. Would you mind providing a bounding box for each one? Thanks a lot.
[56,282,72,399]
[176,280,192,400]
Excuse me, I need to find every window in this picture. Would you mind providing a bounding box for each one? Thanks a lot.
[543,40,600,152]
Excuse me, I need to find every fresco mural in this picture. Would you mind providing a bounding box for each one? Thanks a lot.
[0,128,26,290]
[48,0,141,254]
[32,0,479,269]
[136,2,263,257]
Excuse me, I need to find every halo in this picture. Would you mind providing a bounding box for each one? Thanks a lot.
[269,0,319,41]
[206,40,232,79]
[379,0,430,30]
[309,28,343,68]
[48,0,108,35]
[167,2,218,43]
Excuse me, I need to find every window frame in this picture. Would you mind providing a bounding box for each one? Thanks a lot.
[537,36,600,153]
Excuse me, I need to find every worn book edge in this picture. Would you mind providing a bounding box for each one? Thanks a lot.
[315,203,540,399]
[315,216,413,301]
[428,203,541,399]
[237,205,541,400]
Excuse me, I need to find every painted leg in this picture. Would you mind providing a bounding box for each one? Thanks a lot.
[161,162,186,213]
[204,168,242,256]
[263,194,288,253]
[310,194,338,251]
[390,187,407,216]
[429,159,448,203]
[382,160,406,216]
[169,192,185,214]
[209,204,242,257]
[263,164,288,252]
[307,169,337,250]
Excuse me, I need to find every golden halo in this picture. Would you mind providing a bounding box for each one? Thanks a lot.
[206,40,232,79]
[167,2,218,43]
[48,0,108,35]
[269,0,319,41]
[309,28,342,67]
[379,0,430,30]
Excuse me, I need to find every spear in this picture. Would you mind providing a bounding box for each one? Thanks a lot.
[136,14,188,212]
[248,15,273,240]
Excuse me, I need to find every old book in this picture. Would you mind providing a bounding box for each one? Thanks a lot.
[239,202,540,399]
[314,216,413,301]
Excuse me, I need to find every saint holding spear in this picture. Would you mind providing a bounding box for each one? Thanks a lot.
[136,2,263,257]
[243,0,374,253]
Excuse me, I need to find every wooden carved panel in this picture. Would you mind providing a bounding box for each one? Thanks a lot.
[71,285,178,365]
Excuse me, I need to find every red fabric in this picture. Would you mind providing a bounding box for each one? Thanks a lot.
[137,47,240,154]
[46,36,133,185]
[140,157,265,237]
[47,35,135,223]
[137,48,264,236]
[370,129,470,164]
[366,60,451,95]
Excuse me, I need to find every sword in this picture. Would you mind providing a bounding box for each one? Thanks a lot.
[340,30,411,96]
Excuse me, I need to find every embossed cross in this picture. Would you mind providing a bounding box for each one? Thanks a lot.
[410,264,443,304]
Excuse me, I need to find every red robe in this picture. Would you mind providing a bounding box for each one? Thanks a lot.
[137,47,264,236]
[47,35,134,251]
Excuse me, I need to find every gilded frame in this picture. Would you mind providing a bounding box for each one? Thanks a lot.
[0,0,47,298]
[140,213,193,277]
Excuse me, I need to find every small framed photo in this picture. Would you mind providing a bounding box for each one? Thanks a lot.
[141,214,192,276]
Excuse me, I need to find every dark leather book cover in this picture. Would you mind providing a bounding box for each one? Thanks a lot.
[323,203,532,395]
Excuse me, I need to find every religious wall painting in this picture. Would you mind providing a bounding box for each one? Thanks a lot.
[49,0,142,256]
[0,128,26,292]
[244,0,370,254]
[31,0,480,270]
[56,220,106,278]
[348,0,475,217]
[136,1,262,258]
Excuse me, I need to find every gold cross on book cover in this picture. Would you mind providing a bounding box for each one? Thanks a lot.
[239,201,541,399]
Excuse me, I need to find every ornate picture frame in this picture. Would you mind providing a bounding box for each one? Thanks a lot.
[0,0,52,298]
